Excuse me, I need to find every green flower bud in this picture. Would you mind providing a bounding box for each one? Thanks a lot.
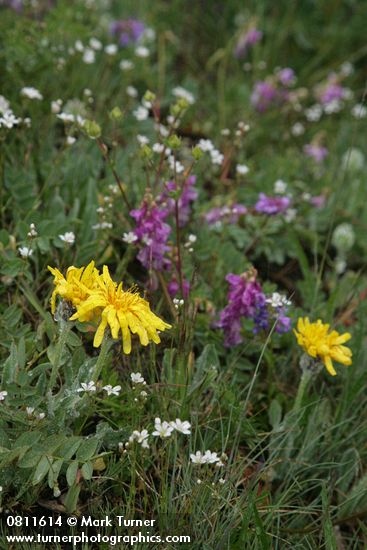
[140,144,153,159]
[143,90,156,104]
[83,119,101,139]
[109,107,123,121]
[192,146,204,161]
[166,134,181,150]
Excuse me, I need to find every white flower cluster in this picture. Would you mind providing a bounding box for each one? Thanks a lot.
[76,381,121,396]
[172,86,195,105]
[0,95,21,129]
[197,139,224,166]
[190,450,224,466]
[126,417,191,450]
[266,292,291,308]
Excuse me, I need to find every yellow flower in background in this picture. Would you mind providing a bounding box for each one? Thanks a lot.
[68,265,171,354]
[48,261,99,320]
[294,317,352,376]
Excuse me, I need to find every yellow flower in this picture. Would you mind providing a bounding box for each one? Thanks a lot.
[48,261,99,320]
[294,317,352,376]
[69,265,171,354]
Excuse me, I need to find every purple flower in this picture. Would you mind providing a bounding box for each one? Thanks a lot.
[255,193,290,215]
[235,27,263,58]
[167,276,190,299]
[130,200,171,270]
[157,176,198,227]
[109,19,145,46]
[217,269,267,346]
[251,81,279,112]
[304,144,328,163]
[275,310,292,333]
[310,194,326,208]
[204,203,247,226]
[277,67,295,86]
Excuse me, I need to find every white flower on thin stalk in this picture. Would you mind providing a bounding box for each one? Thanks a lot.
[83,48,95,64]
[26,406,34,416]
[123,232,138,244]
[126,85,138,98]
[137,134,149,146]
[21,87,43,100]
[77,381,96,393]
[129,429,150,448]
[236,164,249,175]
[291,122,305,136]
[0,111,21,129]
[27,223,37,237]
[135,46,150,58]
[130,372,145,384]
[18,246,33,258]
[120,60,134,71]
[133,106,149,121]
[172,86,195,105]
[51,99,63,114]
[152,418,174,438]
[203,450,220,464]
[105,44,118,55]
[0,391,8,401]
[274,179,287,194]
[89,37,102,50]
[103,385,121,396]
[170,419,191,435]
[0,95,10,113]
[266,292,291,308]
[210,149,224,166]
[190,451,207,464]
[152,143,164,154]
[59,232,75,245]
[197,139,214,152]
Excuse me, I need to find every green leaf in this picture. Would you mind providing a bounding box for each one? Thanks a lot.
[66,461,79,487]
[32,455,52,485]
[81,462,93,480]
[76,438,99,461]
[268,399,282,429]
[64,484,81,514]
[3,342,18,384]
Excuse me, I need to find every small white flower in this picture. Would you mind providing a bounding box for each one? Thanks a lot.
[0,95,10,114]
[66,136,76,146]
[123,231,138,244]
[351,103,367,119]
[105,44,118,55]
[0,391,8,401]
[140,390,148,398]
[157,123,169,137]
[83,48,96,64]
[291,122,305,136]
[266,292,291,308]
[26,406,34,416]
[75,40,84,52]
[133,106,149,121]
[172,86,195,105]
[103,384,121,396]
[77,381,97,393]
[92,222,113,230]
[221,128,230,136]
[130,372,145,384]
[219,478,226,484]
[274,179,287,194]
[59,232,75,245]
[51,99,63,114]
[18,246,33,258]
[27,223,37,237]
[89,37,102,50]
[129,429,150,448]
[120,59,134,71]
[210,149,224,165]
[0,110,21,129]
[126,85,138,98]
[152,418,174,438]
[135,46,150,58]
[137,134,149,145]
[21,87,43,100]
[152,142,164,153]
[37,413,46,420]
[305,104,322,122]
[340,61,354,76]
[204,450,220,464]
[190,451,207,464]
[197,139,214,152]
[236,164,249,175]
[57,112,75,123]
[323,99,342,114]
[284,208,297,223]
[170,418,191,435]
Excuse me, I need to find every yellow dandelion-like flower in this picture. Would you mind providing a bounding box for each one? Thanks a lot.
[69,265,171,354]
[294,317,352,376]
[48,261,99,320]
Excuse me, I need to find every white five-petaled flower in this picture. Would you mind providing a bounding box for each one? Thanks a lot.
[190,450,220,465]
[18,246,33,258]
[120,60,134,71]
[59,232,75,245]
[105,44,118,55]
[152,418,174,438]
[152,142,164,153]
[129,429,150,448]
[77,381,97,393]
[266,292,291,308]
[133,106,149,121]
[21,87,43,100]
[126,85,138,98]
[130,372,145,384]
[83,48,95,64]
[210,149,224,165]
[236,164,249,175]
[0,391,8,401]
[103,385,121,396]
[123,232,138,244]
[137,134,149,145]
[89,37,102,50]
[190,451,207,464]
[274,179,287,194]
[172,86,195,105]
[26,406,35,416]
[197,139,214,152]
[0,111,21,129]
[135,46,150,58]
[170,419,191,435]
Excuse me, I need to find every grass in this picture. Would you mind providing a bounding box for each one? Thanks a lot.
[0,0,367,548]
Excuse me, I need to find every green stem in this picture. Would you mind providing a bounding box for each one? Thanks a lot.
[48,321,71,391]
[293,370,313,412]
[92,336,111,382]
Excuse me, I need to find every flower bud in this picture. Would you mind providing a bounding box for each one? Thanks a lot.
[109,106,123,121]
[331,223,355,253]
[83,119,101,139]
[192,146,204,160]
[166,134,181,150]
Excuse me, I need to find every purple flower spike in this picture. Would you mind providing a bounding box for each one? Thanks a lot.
[255,193,290,215]
[235,27,263,58]
[304,144,328,163]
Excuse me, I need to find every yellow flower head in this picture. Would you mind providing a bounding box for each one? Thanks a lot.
[48,261,99,320]
[294,317,352,376]
[69,265,171,354]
